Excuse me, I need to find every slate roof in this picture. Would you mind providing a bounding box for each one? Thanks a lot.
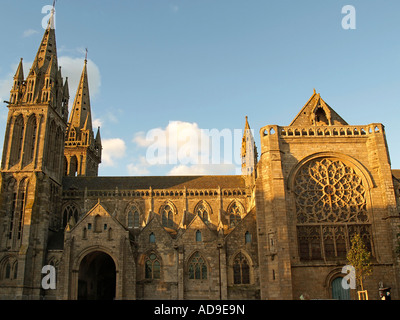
[63,175,245,191]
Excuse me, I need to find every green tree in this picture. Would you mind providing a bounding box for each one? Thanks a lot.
[346,233,372,292]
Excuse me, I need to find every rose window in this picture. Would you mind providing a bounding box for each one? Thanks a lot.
[294,158,368,224]
[294,158,373,260]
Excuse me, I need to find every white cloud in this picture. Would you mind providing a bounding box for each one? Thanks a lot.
[127,156,151,176]
[132,120,242,175]
[133,131,152,147]
[23,29,39,37]
[93,118,103,128]
[101,138,126,167]
[134,121,211,166]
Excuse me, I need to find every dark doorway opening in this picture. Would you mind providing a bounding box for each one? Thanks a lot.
[78,251,116,300]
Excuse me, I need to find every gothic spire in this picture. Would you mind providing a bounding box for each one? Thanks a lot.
[241,116,258,176]
[68,59,92,132]
[14,58,24,82]
[29,5,57,75]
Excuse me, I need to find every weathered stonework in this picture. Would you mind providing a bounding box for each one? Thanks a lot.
[0,9,399,300]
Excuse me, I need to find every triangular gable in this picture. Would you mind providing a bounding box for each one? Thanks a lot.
[178,214,218,241]
[139,213,177,240]
[224,207,256,241]
[290,91,348,127]
[68,201,126,233]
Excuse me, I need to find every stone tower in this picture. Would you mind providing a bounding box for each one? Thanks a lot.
[64,56,102,177]
[0,8,69,299]
[255,90,400,299]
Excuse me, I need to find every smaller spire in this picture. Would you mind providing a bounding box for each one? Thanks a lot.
[241,116,257,177]
[14,58,24,81]
[63,77,69,96]
[244,115,250,130]
[95,126,102,144]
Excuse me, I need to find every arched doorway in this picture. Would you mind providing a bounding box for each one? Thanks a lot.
[78,251,116,300]
[331,277,350,300]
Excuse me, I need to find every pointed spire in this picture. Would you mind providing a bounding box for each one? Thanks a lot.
[95,126,101,145]
[69,59,92,131]
[29,10,57,74]
[63,77,69,96]
[14,58,24,81]
[241,116,258,176]
[244,115,250,130]
[23,0,58,106]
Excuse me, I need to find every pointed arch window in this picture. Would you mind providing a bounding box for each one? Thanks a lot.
[161,204,174,229]
[128,211,133,228]
[128,205,140,228]
[13,262,18,280]
[188,252,207,280]
[10,115,24,167]
[54,127,63,171]
[149,232,155,243]
[69,156,78,177]
[23,114,37,166]
[68,127,76,141]
[62,204,79,229]
[7,178,17,241]
[195,201,210,224]
[2,258,18,281]
[233,252,250,285]
[228,201,243,228]
[8,178,28,245]
[145,253,161,279]
[16,179,27,240]
[314,107,329,126]
[5,262,11,279]
[46,121,56,169]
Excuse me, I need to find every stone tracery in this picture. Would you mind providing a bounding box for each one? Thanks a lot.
[294,158,368,224]
[294,158,372,261]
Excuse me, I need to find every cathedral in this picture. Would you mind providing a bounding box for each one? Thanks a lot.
[0,8,400,300]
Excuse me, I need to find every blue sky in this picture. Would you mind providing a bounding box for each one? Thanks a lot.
[0,0,399,176]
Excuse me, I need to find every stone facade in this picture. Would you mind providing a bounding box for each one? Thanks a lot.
[0,10,399,300]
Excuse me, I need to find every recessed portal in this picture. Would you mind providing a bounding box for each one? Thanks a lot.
[78,251,116,300]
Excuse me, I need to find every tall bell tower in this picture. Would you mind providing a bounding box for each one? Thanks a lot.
[0,6,69,299]
[64,54,102,177]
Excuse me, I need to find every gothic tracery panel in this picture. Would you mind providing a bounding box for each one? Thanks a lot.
[294,158,372,261]
[294,158,368,224]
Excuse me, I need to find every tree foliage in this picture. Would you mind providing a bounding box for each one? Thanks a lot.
[346,233,372,291]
